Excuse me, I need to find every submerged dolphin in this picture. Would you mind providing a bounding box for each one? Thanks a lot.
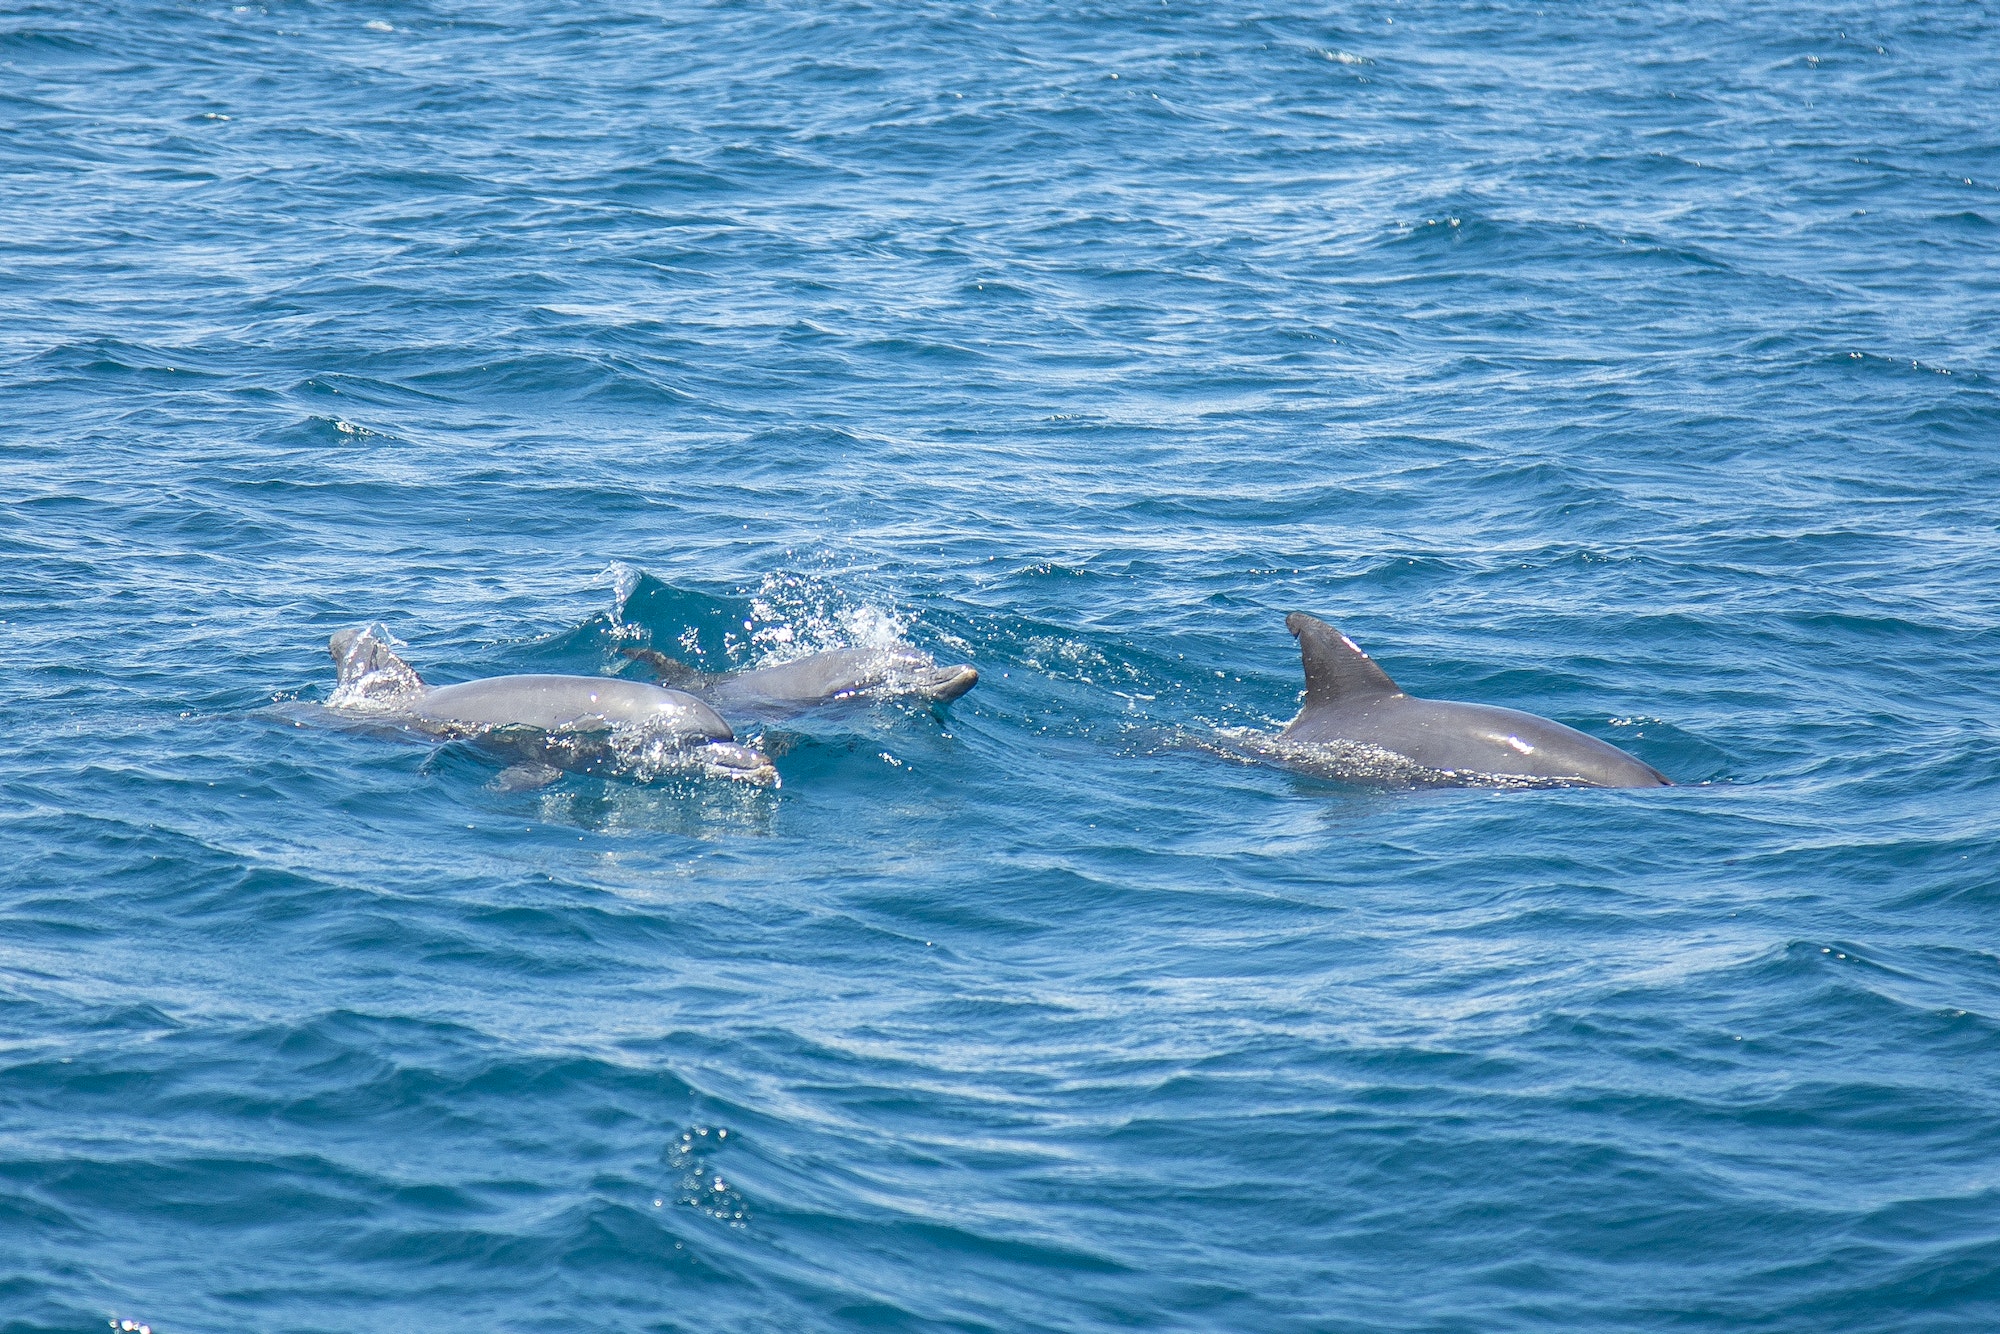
[326,626,777,787]
[1272,613,1669,788]
[620,644,977,719]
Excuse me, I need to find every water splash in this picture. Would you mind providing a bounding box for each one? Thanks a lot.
[746,567,909,662]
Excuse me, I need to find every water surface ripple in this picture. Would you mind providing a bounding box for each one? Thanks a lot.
[3,1,1999,1330]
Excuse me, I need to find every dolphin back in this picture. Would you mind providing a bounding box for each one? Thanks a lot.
[416,675,733,740]
[1343,698,1670,787]
[618,647,709,691]
[320,628,777,786]
[692,646,979,715]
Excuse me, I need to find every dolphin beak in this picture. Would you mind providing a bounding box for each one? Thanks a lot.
[700,741,780,787]
[920,665,979,702]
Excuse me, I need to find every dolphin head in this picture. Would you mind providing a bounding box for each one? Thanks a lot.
[879,650,979,702]
[600,692,778,786]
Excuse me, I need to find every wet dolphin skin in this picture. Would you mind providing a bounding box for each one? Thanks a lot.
[1275,613,1669,788]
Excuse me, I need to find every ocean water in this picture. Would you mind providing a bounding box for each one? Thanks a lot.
[4,0,1999,1329]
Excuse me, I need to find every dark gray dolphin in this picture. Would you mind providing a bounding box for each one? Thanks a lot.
[327,626,777,787]
[620,645,977,720]
[1273,613,1669,788]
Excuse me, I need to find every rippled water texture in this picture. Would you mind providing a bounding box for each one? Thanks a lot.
[4,1,1999,1330]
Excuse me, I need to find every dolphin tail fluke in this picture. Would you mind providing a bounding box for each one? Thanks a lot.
[1287,613,1402,710]
[328,624,426,707]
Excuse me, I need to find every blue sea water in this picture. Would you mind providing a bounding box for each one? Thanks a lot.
[4,0,2000,1328]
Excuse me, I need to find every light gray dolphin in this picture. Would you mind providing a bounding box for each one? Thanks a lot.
[327,626,778,788]
[619,645,977,720]
[1271,613,1669,788]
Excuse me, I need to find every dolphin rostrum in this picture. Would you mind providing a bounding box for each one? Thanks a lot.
[1273,613,1669,788]
[619,645,977,720]
[327,626,778,788]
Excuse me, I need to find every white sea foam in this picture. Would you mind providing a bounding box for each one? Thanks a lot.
[746,568,909,664]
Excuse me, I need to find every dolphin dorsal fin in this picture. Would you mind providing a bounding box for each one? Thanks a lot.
[1287,613,1402,709]
[328,624,426,706]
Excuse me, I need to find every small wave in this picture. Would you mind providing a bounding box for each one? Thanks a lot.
[665,1125,749,1227]
[607,564,922,671]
